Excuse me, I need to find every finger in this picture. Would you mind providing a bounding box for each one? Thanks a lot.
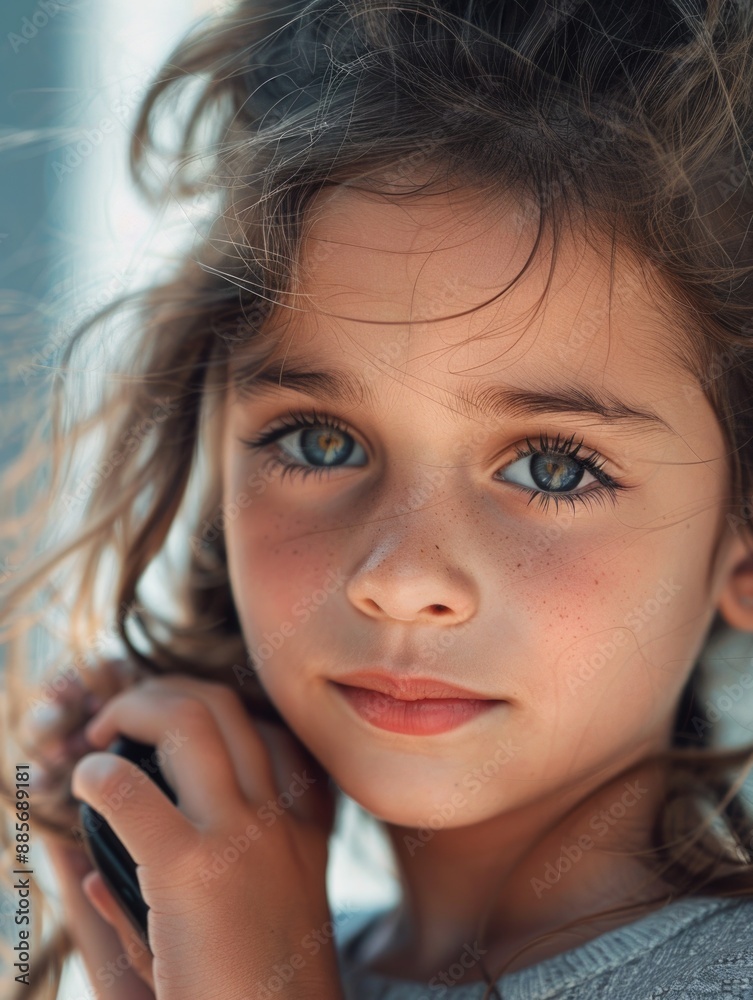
[81,871,156,992]
[146,675,335,832]
[126,675,328,828]
[85,676,279,811]
[139,675,280,803]
[72,751,195,868]
[43,838,156,1000]
[80,686,249,822]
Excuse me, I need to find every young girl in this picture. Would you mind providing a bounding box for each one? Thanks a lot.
[3,1,753,997]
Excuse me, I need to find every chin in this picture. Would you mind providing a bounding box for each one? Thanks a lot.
[331,772,489,832]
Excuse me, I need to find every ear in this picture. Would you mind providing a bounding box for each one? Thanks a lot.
[716,531,753,631]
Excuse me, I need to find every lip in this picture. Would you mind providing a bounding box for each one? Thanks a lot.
[331,669,499,702]
[328,670,506,736]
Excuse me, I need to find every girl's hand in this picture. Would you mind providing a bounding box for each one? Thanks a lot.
[71,672,345,1000]
[43,836,156,1000]
[19,658,156,998]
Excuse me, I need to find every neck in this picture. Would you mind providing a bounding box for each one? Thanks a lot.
[374,750,673,982]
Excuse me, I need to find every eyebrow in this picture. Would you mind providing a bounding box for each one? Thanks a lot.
[231,359,673,432]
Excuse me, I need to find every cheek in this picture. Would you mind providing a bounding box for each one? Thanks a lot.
[516,510,699,646]
[504,523,631,669]
[223,495,342,653]
[509,524,697,737]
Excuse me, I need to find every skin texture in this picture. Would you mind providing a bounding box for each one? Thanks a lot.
[219,180,753,983]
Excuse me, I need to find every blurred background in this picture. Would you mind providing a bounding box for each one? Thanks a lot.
[0,2,398,996]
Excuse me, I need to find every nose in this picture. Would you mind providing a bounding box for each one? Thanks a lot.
[345,535,478,624]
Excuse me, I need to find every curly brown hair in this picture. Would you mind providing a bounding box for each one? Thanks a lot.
[3,1,753,997]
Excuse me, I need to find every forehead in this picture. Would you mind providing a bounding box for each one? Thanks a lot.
[269,182,687,398]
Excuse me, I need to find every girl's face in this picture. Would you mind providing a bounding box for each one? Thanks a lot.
[220,181,743,829]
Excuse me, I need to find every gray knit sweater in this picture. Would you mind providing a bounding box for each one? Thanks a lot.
[333,895,753,999]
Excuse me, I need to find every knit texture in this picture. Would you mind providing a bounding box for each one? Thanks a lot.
[333,895,753,999]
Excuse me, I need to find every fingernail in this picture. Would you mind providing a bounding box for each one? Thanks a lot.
[74,752,120,787]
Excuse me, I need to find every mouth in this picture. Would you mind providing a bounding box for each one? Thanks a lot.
[330,669,501,702]
[328,671,507,736]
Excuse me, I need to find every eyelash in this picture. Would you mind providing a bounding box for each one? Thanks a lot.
[240,407,631,514]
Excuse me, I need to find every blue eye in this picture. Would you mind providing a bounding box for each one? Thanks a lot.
[240,411,631,513]
[495,431,625,514]
[241,407,367,483]
[501,452,594,492]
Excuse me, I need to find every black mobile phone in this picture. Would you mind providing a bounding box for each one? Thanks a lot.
[77,734,178,948]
